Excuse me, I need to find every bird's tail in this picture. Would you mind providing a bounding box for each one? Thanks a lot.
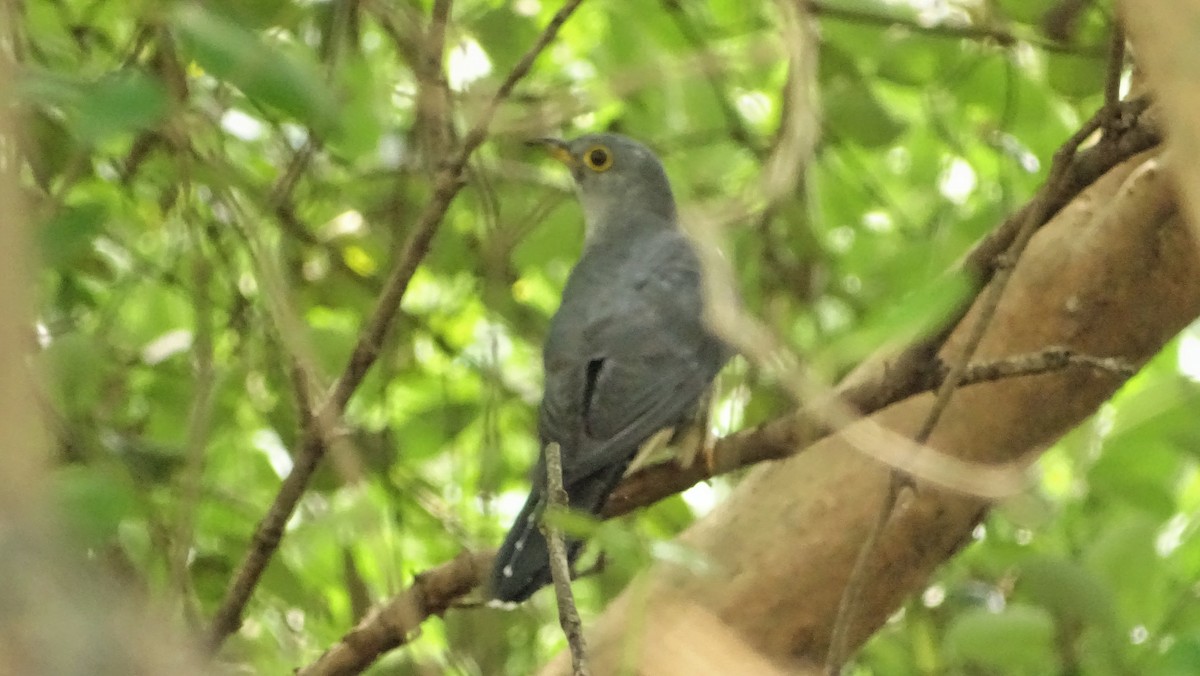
[489,490,554,603]
[489,462,627,603]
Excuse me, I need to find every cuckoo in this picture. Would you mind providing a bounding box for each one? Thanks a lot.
[490,133,731,603]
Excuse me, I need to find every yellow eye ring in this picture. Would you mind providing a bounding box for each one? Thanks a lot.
[583,145,614,172]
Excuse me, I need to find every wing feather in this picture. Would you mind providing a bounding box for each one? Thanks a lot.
[539,222,728,484]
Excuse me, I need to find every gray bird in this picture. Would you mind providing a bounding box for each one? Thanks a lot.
[489,133,732,603]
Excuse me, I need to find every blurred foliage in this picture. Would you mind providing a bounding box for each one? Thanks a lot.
[12,0,1200,673]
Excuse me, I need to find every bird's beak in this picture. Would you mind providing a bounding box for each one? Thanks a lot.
[526,137,575,167]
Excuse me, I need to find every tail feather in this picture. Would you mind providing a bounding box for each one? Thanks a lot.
[489,491,551,603]
[489,460,629,603]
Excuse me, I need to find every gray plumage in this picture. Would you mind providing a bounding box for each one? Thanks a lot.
[489,133,731,603]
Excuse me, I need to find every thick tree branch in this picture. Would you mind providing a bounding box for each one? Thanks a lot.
[827,84,1117,672]
[830,33,1137,665]
[1121,0,1200,246]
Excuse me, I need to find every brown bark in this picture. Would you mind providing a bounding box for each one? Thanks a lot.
[1121,0,1200,244]
[540,150,1200,674]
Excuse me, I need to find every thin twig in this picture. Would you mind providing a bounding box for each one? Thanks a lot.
[417,0,456,163]
[801,0,1104,56]
[205,0,588,650]
[604,346,1136,516]
[326,0,584,413]
[542,442,591,676]
[1102,25,1126,139]
[952,347,1137,384]
[169,215,217,628]
[660,0,762,157]
[824,99,1117,674]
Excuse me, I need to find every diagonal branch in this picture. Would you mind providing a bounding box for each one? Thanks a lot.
[298,550,495,676]
[827,115,1100,672]
[205,0,589,650]
[603,347,1136,516]
[825,32,1139,668]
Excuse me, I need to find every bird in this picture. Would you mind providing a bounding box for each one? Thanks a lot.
[489,133,732,603]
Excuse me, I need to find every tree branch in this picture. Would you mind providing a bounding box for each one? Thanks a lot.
[205,0,588,650]
[298,550,494,676]
[603,347,1134,517]
[801,0,1103,55]
[542,442,591,676]
[828,44,1134,666]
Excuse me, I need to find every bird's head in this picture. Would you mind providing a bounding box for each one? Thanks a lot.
[529,133,677,243]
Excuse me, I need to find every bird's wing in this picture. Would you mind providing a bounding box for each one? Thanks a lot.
[539,227,727,485]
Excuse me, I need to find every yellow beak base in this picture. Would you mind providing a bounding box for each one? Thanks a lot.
[527,137,575,167]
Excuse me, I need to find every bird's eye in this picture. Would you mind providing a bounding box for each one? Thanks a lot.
[583,145,613,172]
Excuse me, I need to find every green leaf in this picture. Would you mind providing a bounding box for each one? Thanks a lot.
[943,604,1059,673]
[1084,515,1166,624]
[470,8,539,76]
[542,505,601,539]
[823,76,907,148]
[815,269,970,366]
[1089,438,1179,516]
[1156,636,1200,676]
[876,34,960,87]
[1091,374,1198,514]
[52,466,139,548]
[1106,376,1200,458]
[72,71,169,142]
[1046,52,1106,99]
[115,284,193,350]
[172,3,336,132]
[1017,556,1119,630]
[206,0,292,28]
[391,402,478,461]
[40,201,107,267]
[44,333,110,418]
[104,434,185,484]
[994,0,1045,25]
[16,68,168,144]
[324,57,384,159]
[24,111,77,184]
